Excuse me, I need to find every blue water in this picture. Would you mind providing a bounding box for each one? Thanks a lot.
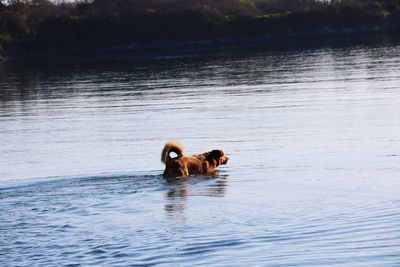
[1,38,400,266]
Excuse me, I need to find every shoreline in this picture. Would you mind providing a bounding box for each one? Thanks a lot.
[2,27,399,63]
[1,1,400,61]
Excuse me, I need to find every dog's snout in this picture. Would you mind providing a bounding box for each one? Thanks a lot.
[221,155,229,164]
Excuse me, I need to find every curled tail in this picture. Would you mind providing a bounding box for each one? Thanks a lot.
[161,141,184,164]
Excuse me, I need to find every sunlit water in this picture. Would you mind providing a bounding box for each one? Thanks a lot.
[1,38,400,266]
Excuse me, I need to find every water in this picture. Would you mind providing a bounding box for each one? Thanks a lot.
[1,38,400,266]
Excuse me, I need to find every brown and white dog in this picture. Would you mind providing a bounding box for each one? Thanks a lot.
[161,141,229,178]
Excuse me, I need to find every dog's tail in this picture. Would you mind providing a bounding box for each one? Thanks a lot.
[161,141,184,164]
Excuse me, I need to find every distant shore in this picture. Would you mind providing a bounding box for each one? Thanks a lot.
[1,0,400,61]
[2,28,400,63]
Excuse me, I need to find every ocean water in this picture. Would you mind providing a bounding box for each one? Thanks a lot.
[1,38,400,266]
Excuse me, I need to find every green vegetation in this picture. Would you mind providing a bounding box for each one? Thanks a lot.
[1,0,400,58]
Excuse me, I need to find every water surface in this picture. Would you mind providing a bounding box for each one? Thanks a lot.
[1,38,400,266]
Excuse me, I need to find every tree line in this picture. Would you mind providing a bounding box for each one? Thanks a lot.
[1,0,399,57]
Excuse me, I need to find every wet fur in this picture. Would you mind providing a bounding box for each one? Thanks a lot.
[161,141,229,178]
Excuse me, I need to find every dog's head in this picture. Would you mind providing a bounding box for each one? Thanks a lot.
[208,150,229,166]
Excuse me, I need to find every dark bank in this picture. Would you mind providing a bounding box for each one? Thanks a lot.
[1,0,400,60]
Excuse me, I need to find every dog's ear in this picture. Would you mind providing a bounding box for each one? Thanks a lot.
[207,150,224,166]
[210,150,224,157]
[211,150,229,166]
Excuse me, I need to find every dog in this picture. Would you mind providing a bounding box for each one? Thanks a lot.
[161,141,229,178]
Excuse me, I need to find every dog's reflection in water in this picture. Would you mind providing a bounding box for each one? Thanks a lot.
[164,173,228,218]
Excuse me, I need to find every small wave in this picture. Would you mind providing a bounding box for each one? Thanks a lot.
[179,239,245,255]
[0,171,163,192]
[87,248,107,255]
